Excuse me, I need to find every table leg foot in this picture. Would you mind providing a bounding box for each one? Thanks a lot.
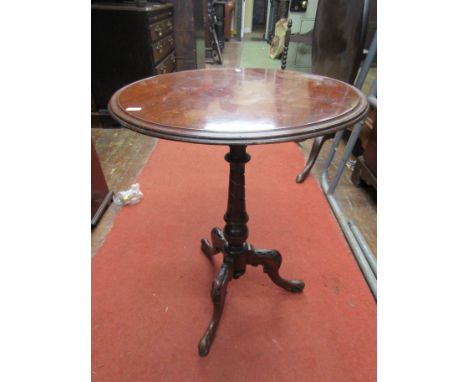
[247,248,305,293]
[201,227,227,257]
[296,135,327,184]
[198,261,233,356]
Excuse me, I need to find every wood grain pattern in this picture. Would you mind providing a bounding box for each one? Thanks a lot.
[108,68,368,144]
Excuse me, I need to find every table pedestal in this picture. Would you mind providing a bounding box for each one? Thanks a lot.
[198,145,305,356]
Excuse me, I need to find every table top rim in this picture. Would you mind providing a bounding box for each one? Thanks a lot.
[108,68,369,145]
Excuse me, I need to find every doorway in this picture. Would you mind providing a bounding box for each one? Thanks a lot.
[252,0,268,34]
[242,0,271,41]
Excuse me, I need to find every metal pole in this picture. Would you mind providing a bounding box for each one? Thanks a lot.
[355,32,377,89]
[320,175,377,299]
[328,121,365,195]
[322,130,345,170]
[348,221,377,277]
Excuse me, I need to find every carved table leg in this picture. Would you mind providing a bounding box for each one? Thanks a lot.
[198,261,233,356]
[296,135,327,183]
[246,247,305,293]
[201,227,227,257]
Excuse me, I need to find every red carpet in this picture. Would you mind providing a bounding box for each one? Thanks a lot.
[92,141,376,382]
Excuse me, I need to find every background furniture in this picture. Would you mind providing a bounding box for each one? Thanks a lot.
[91,2,175,111]
[167,0,206,71]
[214,1,226,48]
[205,0,224,64]
[284,0,376,71]
[352,95,377,190]
[91,140,113,228]
[108,68,369,356]
[266,0,291,42]
[285,0,318,69]
[282,0,370,182]
[270,19,291,59]
[223,1,235,40]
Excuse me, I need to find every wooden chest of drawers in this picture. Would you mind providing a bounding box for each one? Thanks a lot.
[92,2,176,110]
[152,35,175,64]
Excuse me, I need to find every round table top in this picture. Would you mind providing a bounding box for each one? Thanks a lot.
[108,68,369,145]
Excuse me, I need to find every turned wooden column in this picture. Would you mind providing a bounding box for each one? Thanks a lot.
[224,145,250,250]
[224,145,251,277]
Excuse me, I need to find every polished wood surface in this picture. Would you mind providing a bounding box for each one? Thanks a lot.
[109,68,368,144]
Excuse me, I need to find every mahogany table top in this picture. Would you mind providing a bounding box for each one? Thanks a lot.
[108,68,369,145]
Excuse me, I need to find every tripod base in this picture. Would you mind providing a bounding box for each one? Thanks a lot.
[198,227,304,356]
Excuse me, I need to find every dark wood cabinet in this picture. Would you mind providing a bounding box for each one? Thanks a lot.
[92,2,175,110]
[167,0,206,71]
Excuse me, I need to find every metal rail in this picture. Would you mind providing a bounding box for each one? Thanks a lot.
[319,33,377,299]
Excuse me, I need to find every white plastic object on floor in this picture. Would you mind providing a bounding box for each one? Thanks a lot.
[113,183,143,206]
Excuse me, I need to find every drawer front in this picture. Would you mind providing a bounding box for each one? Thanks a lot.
[148,11,173,24]
[152,35,175,64]
[149,18,173,41]
[154,52,176,75]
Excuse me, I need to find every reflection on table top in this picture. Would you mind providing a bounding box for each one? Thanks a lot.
[109,68,369,145]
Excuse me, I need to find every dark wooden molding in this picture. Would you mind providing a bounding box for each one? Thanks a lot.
[108,68,369,145]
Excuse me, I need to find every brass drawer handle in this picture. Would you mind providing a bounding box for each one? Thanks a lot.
[154,25,163,36]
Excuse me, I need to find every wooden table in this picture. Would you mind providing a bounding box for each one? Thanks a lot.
[108,68,369,356]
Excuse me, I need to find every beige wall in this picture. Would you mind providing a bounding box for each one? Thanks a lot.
[244,0,254,33]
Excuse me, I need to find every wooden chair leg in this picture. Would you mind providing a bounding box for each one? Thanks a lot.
[296,136,327,183]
